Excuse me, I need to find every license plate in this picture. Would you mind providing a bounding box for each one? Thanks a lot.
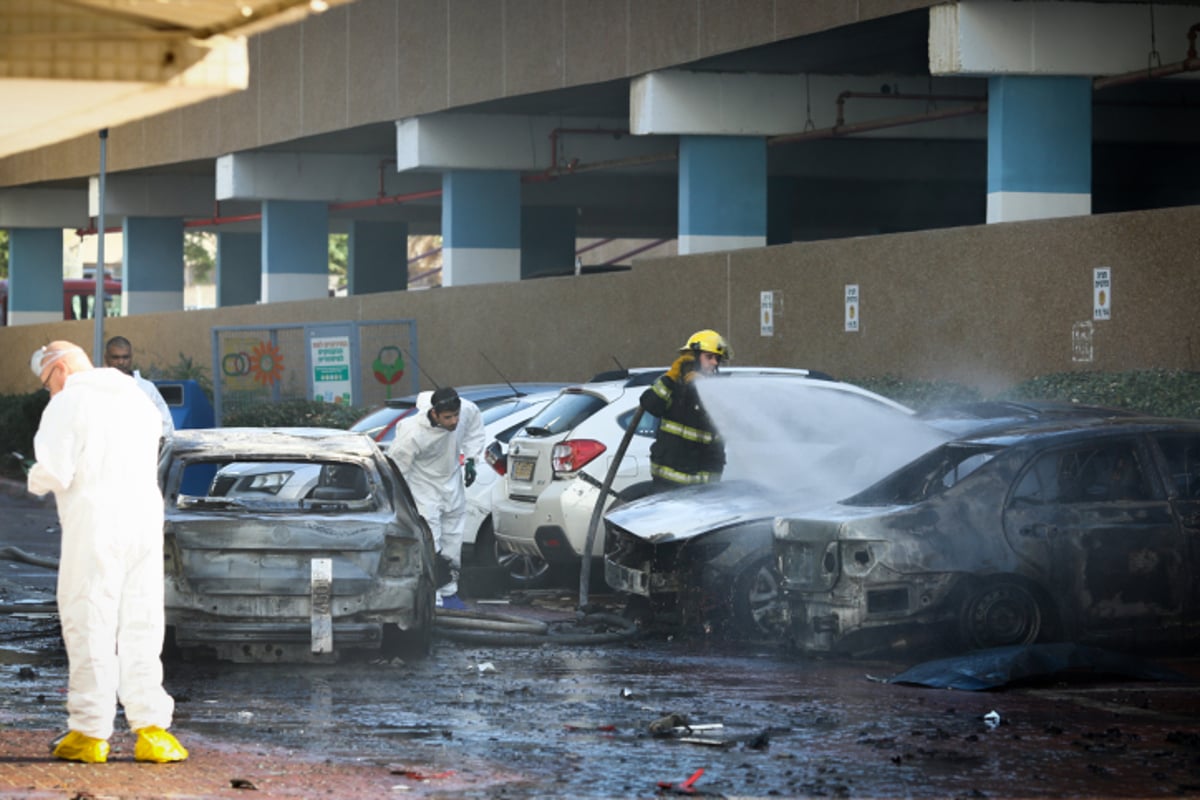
[511,458,535,482]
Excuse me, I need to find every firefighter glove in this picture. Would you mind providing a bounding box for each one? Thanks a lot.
[665,353,694,382]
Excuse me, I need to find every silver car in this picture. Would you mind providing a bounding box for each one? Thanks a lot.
[159,428,437,663]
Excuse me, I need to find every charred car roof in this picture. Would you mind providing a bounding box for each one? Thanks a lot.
[167,427,382,459]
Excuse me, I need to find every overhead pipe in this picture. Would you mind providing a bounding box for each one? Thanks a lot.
[1093,22,1200,90]
[834,91,986,127]
[769,102,988,146]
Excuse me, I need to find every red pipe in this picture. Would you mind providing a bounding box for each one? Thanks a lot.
[835,91,986,127]
[769,102,988,146]
[330,187,443,211]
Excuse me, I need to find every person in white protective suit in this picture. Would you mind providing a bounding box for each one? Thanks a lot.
[387,386,484,610]
[104,335,174,441]
[27,341,187,764]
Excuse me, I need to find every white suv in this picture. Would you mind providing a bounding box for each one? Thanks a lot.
[491,368,906,583]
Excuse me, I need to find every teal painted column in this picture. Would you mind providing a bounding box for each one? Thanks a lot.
[521,207,576,279]
[123,216,184,314]
[349,220,408,294]
[7,228,62,326]
[678,135,767,254]
[987,76,1092,222]
[262,200,329,302]
[216,231,261,307]
[441,170,520,286]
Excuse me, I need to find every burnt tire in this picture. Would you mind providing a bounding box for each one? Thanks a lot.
[382,576,434,659]
[472,518,499,568]
[731,558,786,639]
[958,579,1043,650]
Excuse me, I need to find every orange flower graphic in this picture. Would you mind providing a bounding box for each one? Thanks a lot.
[250,341,284,386]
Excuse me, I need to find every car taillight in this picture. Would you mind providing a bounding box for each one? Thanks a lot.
[551,439,606,475]
[485,441,506,476]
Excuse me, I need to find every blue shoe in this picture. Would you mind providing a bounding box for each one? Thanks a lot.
[440,594,468,611]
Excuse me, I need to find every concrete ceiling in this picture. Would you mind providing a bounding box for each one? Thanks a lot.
[0,0,354,159]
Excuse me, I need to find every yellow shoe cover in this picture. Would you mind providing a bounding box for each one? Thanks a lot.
[134,726,189,763]
[52,731,110,763]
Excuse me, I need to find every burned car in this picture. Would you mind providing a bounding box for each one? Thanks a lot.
[603,380,949,638]
[159,428,437,663]
[774,417,1200,657]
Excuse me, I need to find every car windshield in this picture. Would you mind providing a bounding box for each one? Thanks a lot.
[351,405,413,438]
[481,397,536,424]
[843,443,1000,506]
[520,391,607,437]
[173,459,377,513]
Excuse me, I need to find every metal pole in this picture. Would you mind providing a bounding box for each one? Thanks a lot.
[578,406,643,612]
[92,128,108,365]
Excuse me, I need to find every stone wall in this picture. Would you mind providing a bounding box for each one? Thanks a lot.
[2,205,1196,400]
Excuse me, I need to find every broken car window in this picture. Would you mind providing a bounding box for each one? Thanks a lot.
[1013,440,1151,505]
[175,460,375,511]
[843,443,999,506]
[1154,434,1200,500]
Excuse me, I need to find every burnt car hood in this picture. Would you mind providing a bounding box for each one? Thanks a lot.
[605,481,822,543]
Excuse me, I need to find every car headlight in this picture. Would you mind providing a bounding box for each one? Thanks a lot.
[780,539,839,591]
[240,471,293,494]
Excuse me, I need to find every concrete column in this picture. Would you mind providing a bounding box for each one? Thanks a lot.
[123,216,184,315]
[441,170,520,286]
[6,228,62,326]
[987,76,1092,223]
[216,231,261,307]
[349,220,408,294]
[678,135,767,255]
[261,200,329,302]
[521,206,576,279]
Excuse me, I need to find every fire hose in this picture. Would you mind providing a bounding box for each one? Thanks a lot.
[578,406,644,611]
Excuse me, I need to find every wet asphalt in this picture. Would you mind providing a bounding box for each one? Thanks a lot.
[4,485,1200,798]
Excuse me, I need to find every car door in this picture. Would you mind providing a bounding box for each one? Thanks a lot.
[1004,436,1183,640]
[1151,432,1200,620]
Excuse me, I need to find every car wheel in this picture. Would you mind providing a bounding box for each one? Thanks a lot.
[731,558,786,639]
[495,539,551,587]
[382,576,434,659]
[958,579,1043,650]
[472,518,499,568]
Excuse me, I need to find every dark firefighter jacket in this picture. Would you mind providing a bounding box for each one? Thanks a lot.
[639,372,725,486]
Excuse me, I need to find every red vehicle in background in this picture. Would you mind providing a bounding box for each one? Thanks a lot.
[0,276,122,325]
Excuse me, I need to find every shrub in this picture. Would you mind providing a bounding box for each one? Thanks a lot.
[144,352,214,404]
[221,399,367,429]
[998,369,1200,419]
[853,375,982,412]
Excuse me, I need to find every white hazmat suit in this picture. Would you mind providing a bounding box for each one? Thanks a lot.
[28,366,175,741]
[133,369,175,440]
[387,393,484,598]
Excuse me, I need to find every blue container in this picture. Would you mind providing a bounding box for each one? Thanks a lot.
[153,379,215,430]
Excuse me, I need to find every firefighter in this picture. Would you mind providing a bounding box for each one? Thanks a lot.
[640,329,731,490]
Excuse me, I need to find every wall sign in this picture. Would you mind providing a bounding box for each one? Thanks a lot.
[1094,267,1111,321]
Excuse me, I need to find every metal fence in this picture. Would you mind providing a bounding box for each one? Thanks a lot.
[211,320,418,425]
